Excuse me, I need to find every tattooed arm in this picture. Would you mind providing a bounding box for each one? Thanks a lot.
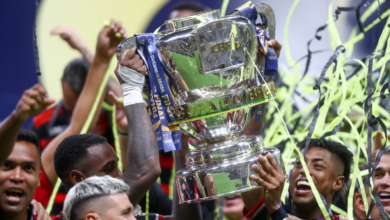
[121,102,161,205]
[115,50,201,218]
[115,50,161,206]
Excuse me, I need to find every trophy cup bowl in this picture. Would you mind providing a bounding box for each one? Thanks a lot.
[117,3,285,204]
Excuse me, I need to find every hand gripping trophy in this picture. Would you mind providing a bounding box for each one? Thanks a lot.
[117,1,285,203]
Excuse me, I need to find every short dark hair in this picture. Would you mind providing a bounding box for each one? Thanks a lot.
[17,129,41,158]
[297,138,353,201]
[62,58,89,95]
[340,163,370,205]
[54,134,108,181]
[382,145,390,156]
[170,1,207,14]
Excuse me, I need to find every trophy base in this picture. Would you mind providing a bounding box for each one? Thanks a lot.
[176,145,283,204]
[179,186,261,204]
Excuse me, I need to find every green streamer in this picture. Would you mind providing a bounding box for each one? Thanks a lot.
[146,190,150,220]
[46,178,61,215]
[331,205,348,217]
[41,2,390,218]
[110,104,123,171]
[374,8,390,58]
[261,0,390,218]
[284,0,301,67]
[102,102,123,171]
[345,6,389,57]
[248,51,331,220]
[102,101,114,111]
[357,170,369,213]
[220,0,230,17]
[46,60,112,214]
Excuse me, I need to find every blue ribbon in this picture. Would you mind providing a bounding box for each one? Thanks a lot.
[236,1,278,77]
[136,34,181,152]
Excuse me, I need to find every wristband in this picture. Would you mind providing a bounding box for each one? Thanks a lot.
[118,65,145,106]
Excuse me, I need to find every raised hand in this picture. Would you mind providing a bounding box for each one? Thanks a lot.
[114,49,147,107]
[0,84,54,165]
[41,20,127,186]
[267,40,282,58]
[95,19,127,63]
[250,153,286,214]
[51,25,94,64]
[118,49,148,76]
[258,39,282,58]
[15,84,56,122]
[50,25,86,52]
[256,39,282,69]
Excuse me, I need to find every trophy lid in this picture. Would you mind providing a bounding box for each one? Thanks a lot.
[164,9,221,31]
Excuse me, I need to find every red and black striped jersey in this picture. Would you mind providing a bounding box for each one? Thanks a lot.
[31,102,115,215]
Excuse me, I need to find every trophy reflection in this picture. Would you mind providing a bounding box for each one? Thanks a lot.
[117,2,285,203]
[205,174,217,197]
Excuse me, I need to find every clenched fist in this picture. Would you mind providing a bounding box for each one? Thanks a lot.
[120,49,147,75]
[14,84,55,122]
[95,19,127,63]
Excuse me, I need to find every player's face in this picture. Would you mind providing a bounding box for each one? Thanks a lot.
[84,143,122,179]
[373,154,390,213]
[0,142,40,215]
[289,147,342,208]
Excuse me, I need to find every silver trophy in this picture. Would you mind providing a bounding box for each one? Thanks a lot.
[117,3,285,204]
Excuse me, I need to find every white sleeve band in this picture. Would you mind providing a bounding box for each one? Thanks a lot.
[118,65,145,106]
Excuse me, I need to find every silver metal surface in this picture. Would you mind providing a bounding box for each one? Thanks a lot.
[198,124,242,143]
[116,4,276,123]
[176,139,285,203]
[116,3,282,203]
[164,10,221,32]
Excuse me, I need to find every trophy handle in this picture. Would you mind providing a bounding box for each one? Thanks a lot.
[254,3,276,39]
[116,36,137,63]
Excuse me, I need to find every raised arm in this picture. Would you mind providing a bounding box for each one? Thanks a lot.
[42,20,126,185]
[115,50,161,206]
[51,24,124,106]
[250,153,287,220]
[112,55,201,217]
[0,84,55,164]
[51,25,94,65]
